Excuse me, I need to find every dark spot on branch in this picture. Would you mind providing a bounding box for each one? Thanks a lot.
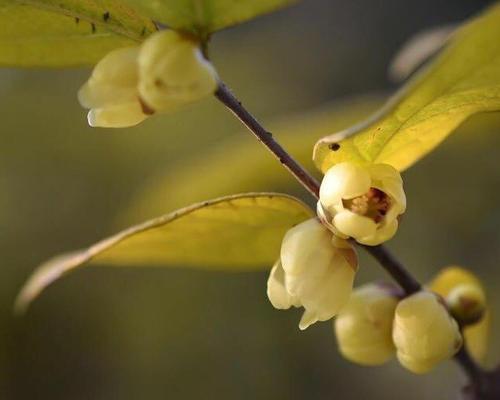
[266,131,273,137]
[329,143,340,151]
[91,23,96,33]
[75,17,80,24]
[103,11,110,22]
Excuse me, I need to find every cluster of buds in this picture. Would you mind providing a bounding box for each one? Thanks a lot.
[334,266,488,374]
[78,30,218,128]
[267,161,489,375]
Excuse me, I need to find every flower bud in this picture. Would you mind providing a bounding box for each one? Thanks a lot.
[334,283,399,366]
[138,30,218,112]
[267,218,358,330]
[393,291,462,374]
[318,162,406,245]
[78,47,148,128]
[429,266,489,363]
[447,284,486,325]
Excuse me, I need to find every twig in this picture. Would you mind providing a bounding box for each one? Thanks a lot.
[213,80,488,394]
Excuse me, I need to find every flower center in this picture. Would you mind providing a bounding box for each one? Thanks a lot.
[343,188,391,223]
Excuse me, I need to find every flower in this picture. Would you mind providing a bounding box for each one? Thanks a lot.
[267,218,358,330]
[318,162,406,245]
[78,30,218,128]
[392,291,462,374]
[138,30,218,112]
[78,46,147,128]
[429,266,490,363]
[334,283,399,366]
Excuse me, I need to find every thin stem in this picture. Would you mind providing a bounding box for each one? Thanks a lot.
[214,83,321,199]
[213,80,488,390]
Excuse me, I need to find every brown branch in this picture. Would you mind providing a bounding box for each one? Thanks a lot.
[213,80,491,395]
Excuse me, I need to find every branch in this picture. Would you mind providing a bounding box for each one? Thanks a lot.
[214,83,321,199]
[213,80,489,393]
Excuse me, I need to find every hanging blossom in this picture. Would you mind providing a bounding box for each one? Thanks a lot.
[318,162,406,246]
[267,218,358,330]
[78,30,218,128]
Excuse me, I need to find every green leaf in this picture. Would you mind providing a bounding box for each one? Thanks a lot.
[0,0,156,67]
[121,0,296,36]
[313,3,500,173]
[15,193,312,312]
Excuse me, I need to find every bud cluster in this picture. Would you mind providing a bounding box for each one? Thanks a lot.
[267,160,489,374]
[78,30,218,128]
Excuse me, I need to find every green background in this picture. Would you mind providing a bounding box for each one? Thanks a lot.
[1,0,499,398]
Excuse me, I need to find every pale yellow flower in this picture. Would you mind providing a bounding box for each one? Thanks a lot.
[335,283,399,366]
[267,218,358,330]
[318,162,406,245]
[78,31,218,128]
[393,291,462,374]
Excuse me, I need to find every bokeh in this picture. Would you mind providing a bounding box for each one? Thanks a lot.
[1,0,498,399]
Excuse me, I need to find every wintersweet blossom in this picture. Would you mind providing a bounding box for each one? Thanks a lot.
[267,218,358,330]
[318,162,406,245]
[78,30,218,128]
[335,283,399,366]
[392,291,462,374]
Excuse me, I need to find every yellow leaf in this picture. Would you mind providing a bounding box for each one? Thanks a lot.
[0,0,156,67]
[313,3,500,173]
[121,0,297,37]
[15,193,312,312]
[429,266,490,365]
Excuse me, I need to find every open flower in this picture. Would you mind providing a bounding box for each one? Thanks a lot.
[392,291,462,374]
[267,218,358,330]
[78,30,218,128]
[318,162,406,245]
[335,283,399,366]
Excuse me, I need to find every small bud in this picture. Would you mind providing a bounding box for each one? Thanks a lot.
[318,162,406,245]
[138,30,218,112]
[334,283,399,366]
[447,284,486,325]
[429,266,490,363]
[393,291,462,374]
[78,47,148,128]
[267,218,358,330]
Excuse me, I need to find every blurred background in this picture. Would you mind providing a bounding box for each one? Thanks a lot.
[1,0,499,398]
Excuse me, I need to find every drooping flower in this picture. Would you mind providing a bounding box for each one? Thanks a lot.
[267,218,358,330]
[78,30,218,128]
[392,291,462,374]
[334,283,400,366]
[78,46,147,128]
[318,162,406,245]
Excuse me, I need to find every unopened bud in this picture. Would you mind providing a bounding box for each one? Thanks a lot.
[335,283,399,366]
[393,291,462,374]
[138,30,218,112]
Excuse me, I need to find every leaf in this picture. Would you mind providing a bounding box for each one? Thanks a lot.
[121,0,296,36]
[313,3,500,173]
[388,24,456,83]
[15,192,312,312]
[429,266,490,365]
[0,0,156,67]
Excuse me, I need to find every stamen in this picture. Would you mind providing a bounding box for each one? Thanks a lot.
[343,188,391,223]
